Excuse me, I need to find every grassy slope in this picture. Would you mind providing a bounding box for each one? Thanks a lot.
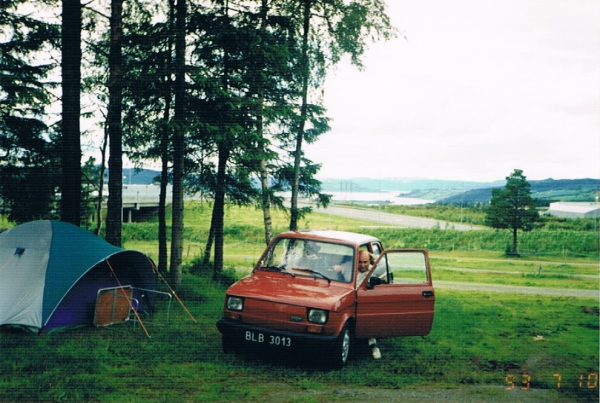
[1,282,596,402]
[0,204,597,402]
[126,203,598,290]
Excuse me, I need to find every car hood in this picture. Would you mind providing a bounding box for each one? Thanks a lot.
[226,271,355,311]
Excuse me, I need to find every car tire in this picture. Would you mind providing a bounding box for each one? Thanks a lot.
[330,323,352,369]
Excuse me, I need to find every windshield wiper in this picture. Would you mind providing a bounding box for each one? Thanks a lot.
[261,264,286,272]
[260,264,298,278]
[294,268,331,283]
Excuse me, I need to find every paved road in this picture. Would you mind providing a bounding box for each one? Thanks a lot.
[437,265,599,279]
[434,280,598,298]
[306,203,480,231]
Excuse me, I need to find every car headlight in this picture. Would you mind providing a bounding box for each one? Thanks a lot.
[308,308,328,324]
[226,296,244,311]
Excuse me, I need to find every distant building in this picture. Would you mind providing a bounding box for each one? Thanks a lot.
[545,202,600,219]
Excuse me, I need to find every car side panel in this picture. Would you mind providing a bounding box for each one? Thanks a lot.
[354,284,435,338]
[354,249,435,339]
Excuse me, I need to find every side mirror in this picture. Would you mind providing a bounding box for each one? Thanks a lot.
[367,276,384,289]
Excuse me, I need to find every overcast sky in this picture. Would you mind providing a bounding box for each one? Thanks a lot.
[304,0,600,182]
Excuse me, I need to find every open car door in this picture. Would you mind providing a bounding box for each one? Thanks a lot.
[355,249,435,339]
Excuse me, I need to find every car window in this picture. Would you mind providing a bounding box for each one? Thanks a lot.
[370,254,388,282]
[366,250,429,286]
[258,238,354,282]
[386,251,429,284]
[371,243,382,258]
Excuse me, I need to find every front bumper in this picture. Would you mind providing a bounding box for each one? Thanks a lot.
[216,318,338,349]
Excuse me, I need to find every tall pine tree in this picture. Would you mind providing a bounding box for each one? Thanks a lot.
[485,169,540,255]
[0,0,60,223]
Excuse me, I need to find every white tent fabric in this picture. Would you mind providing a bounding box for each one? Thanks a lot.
[0,221,52,329]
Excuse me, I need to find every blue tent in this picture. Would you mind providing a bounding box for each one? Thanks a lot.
[0,220,158,332]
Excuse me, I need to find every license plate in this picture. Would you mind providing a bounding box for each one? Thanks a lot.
[245,331,292,347]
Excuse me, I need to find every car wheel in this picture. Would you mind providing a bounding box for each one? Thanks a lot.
[331,324,352,368]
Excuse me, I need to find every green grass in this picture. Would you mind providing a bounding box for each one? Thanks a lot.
[0,277,597,402]
[432,269,597,290]
[122,202,393,267]
[431,254,599,274]
[429,256,598,290]
[0,203,598,402]
[123,204,598,294]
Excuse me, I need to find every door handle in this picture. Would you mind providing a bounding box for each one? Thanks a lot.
[422,290,434,298]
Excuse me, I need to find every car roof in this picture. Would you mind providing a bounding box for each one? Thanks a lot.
[274,230,380,247]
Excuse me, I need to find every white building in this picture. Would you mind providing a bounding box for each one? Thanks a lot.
[545,202,600,218]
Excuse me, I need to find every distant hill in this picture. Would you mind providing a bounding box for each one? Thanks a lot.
[318,177,600,205]
[115,170,599,205]
[106,168,161,185]
[436,178,599,205]
[123,171,504,194]
[320,178,503,193]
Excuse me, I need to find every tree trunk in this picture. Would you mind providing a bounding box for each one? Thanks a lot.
[258,0,272,245]
[260,159,272,245]
[202,212,215,268]
[158,0,175,275]
[213,145,230,279]
[61,0,82,226]
[158,90,171,274]
[212,0,231,278]
[94,125,108,235]
[169,0,187,288]
[105,0,124,247]
[290,0,311,231]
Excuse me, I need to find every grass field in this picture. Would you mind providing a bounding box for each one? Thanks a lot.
[0,277,596,402]
[124,203,598,293]
[0,204,598,402]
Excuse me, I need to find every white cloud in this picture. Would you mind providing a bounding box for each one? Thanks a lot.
[305,0,600,181]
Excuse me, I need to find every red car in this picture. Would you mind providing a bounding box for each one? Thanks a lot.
[216,230,435,367]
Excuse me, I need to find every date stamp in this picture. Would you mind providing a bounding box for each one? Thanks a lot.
[505,372,598,390]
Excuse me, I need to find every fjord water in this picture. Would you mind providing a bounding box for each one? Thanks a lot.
[326,191,434,205]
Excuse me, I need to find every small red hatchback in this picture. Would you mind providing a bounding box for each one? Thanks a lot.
[216,230,435,367]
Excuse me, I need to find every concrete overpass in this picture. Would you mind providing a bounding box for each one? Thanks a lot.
[113,184,172,222]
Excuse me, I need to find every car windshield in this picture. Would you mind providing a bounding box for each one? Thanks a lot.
[258,238,355,283]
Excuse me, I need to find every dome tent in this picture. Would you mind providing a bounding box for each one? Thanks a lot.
[0,220,158,332]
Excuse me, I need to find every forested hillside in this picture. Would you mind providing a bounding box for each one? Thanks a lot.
[435,178,599,205]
